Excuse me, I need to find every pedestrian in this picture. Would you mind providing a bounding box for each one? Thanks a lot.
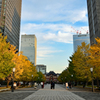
[50,81,53,89]
[66,82,69,90]
[34,82,37,89]
[68,82,71,89]
[43,82,44,88]
[41,82,43,88]
[13,82,17,89]
[52,81,55,89]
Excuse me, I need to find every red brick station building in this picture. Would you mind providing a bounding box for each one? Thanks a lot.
[45,71,60,83]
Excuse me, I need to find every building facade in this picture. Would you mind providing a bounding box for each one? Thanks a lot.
[73,34,90,52]
[36,65,46,74]
[21,35,37,65]
[87,0,100,45]
[46,71,59,83]
[0,0,22,50]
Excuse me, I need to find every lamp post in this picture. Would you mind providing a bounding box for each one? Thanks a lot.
[62,78,63,84]
[71,74,73,77]
[12,68,15,92]
[38,77,39,84]
[90,68,94,92]
[32,75,33,87]
[71,74,73,87]
[65,77,66,83]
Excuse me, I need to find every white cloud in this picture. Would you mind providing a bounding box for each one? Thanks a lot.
[43,31,73,43]
[37,46,63,59]
[69,10,88,23]
[21,23,89,43]
[21,0,88,23]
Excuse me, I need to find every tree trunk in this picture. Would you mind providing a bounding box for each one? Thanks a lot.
[6,80,10,88]
[86,80,88,86]
[17,81,19,86]
[83,81,86,88]
[97,78,99,87]
[23,81,25,87]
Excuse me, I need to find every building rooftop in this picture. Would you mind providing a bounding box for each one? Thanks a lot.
[46,71,57,76]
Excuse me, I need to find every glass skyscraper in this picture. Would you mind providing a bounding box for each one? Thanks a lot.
[21,35,37,65]
[36,65,46,74]
[87,0,100,45]
[73,34,90,52]
[0,0,22,50]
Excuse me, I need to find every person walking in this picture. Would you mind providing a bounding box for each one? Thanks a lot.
[66,82,69,90]
[51,81,55,89]
[68,82,71,89]
[41,82,43,89]
[52,81,55,89]
[50,81,53,89]
[43,82,44,88]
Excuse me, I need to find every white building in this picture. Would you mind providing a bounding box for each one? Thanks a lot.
[36,65,46,74]
[21,35,37,65]
[73,34,90,52]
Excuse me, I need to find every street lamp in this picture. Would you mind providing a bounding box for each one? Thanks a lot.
[71,74,73,77]
[71,74,73,87]
[62,78,63,84]
[38,77,39,84]
[90,67,94,92]
[65,77,66,80]
[32,75,33,87]
[65,77,66,83]
[12,68,15,92]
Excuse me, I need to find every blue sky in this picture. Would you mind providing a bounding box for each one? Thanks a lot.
[20,0,89,73]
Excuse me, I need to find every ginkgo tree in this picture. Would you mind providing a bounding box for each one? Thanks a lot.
[5,45,18,87]
[6,51,38,87]
[0,34,38,87]
[88,38,100,86]
[36,72,46,83]
[12,52,26,81]
[67,55,77,82]
[58,70,68,83]
[72,42,91,83]
[18,58,37,86]
[0,34,15,79]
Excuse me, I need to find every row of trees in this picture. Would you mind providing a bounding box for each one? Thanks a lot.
[59,38,100,87]
[0,34,45,87]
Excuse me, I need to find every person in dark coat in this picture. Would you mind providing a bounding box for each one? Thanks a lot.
[52,81,55,89]
[51,81,55,89]
[51,81,53,89]
[68,82,71,89]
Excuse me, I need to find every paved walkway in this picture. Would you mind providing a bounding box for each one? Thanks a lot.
[24,84,85,100]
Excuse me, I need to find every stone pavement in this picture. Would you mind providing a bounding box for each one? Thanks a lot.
[0,87,38,100]
[23,84,85,100]
[68,87,100,100]
[0,84,100,100]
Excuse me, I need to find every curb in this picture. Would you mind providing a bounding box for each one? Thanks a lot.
[0,88,10,92]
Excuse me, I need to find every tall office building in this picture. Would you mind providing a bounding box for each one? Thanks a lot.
[36,65,46,74]
[0,0,22,50]
[73,34,90,52]
[87,0,100,45]
[21,35,37,65]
